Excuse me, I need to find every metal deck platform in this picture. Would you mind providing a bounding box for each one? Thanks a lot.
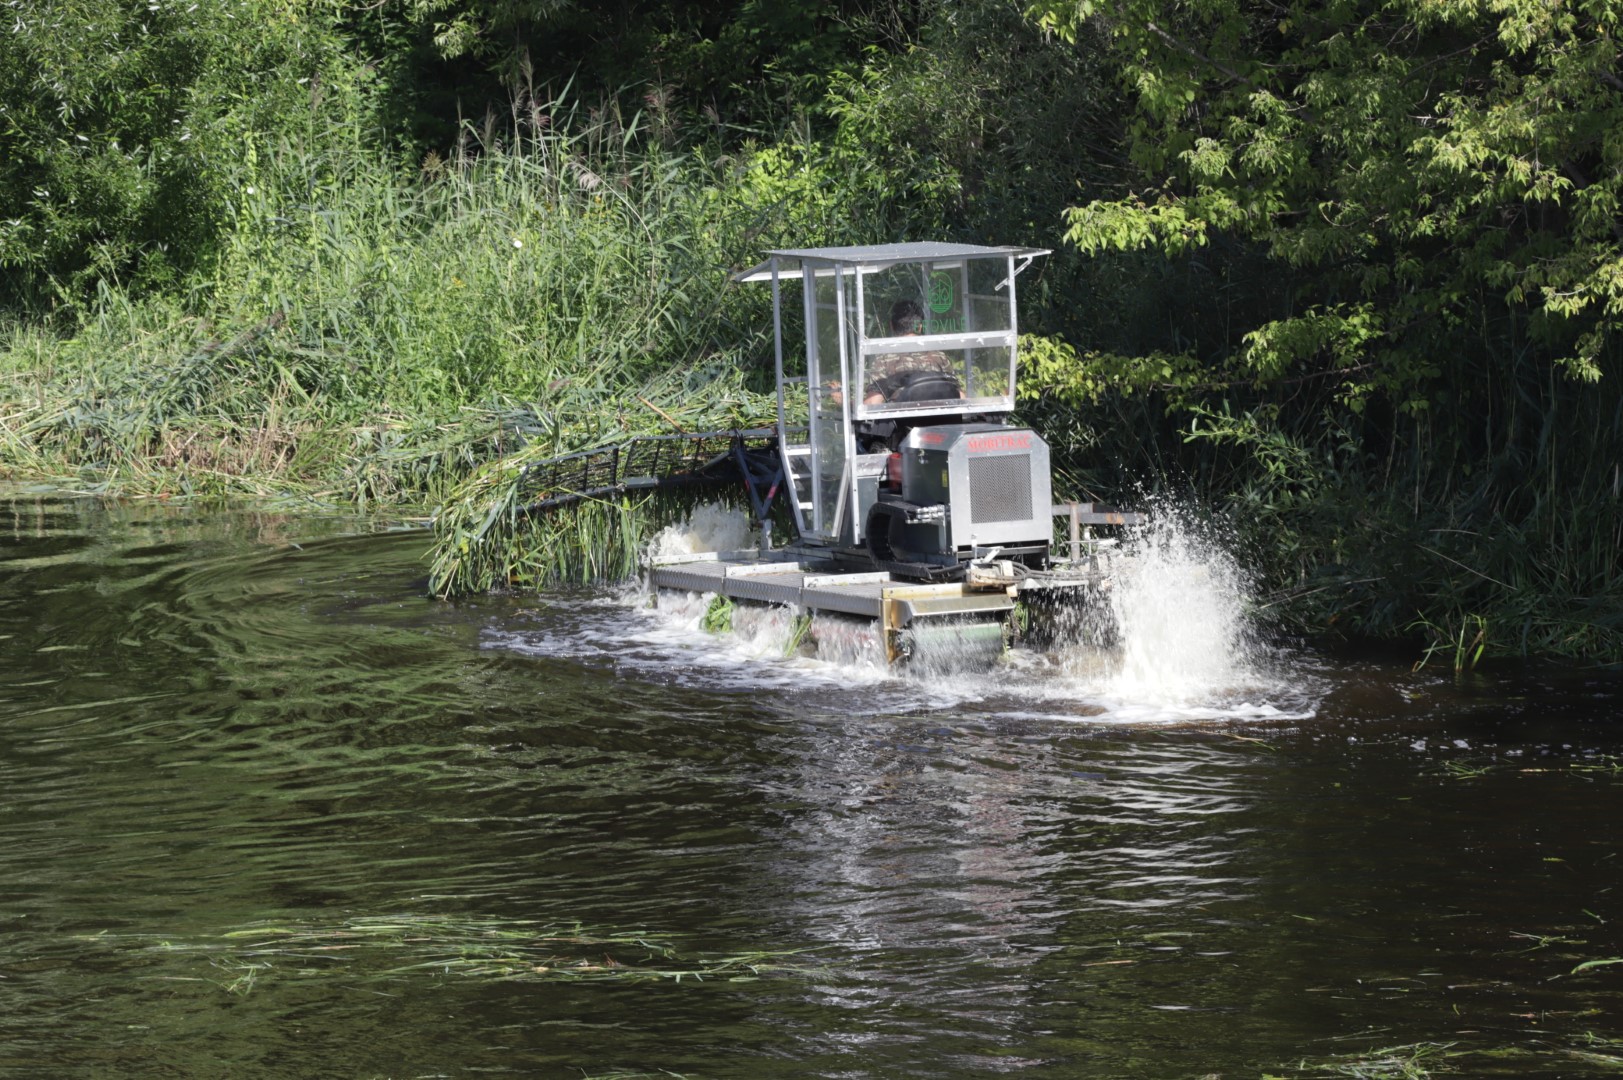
[648,552,1016,662]
[645,499,1142,663]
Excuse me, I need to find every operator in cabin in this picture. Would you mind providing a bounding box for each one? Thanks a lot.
[862,299,966,405]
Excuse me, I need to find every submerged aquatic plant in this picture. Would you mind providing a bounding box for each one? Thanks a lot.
[100,914,824,994]
[1267,1041,1460,1079]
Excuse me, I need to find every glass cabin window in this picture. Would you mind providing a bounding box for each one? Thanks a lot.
[853,256,1017,417]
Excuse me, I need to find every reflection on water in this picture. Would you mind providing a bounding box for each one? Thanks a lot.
[2,487,1622,1078]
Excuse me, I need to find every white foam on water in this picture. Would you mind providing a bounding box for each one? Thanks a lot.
[486,502,1324,725]
[648,502,755,559]
[1104,506,1260,704]
[1009,502,1316,722]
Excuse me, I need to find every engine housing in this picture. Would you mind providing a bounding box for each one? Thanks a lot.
[896,422,1054,558]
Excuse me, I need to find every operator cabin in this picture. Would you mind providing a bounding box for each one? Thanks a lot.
[734,241,1050,555]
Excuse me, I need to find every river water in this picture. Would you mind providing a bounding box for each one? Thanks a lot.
[2,489,1621,1078]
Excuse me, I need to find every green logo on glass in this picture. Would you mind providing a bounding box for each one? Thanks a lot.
[927,271,954,313]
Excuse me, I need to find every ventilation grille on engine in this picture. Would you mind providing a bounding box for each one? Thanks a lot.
[968,454,1034,523]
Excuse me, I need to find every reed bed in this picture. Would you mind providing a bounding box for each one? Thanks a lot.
[2,98,874,591]
[0,99,842,512]
[427,369,777,595]
[431,486,687,598]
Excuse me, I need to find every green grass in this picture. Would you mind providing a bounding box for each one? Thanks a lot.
[3,96,881,589]
[0,98,847,514]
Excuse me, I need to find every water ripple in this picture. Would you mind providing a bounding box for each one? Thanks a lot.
[4,492,1623,1079]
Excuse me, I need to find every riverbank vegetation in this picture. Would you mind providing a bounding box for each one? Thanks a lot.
[3,0,1618,660]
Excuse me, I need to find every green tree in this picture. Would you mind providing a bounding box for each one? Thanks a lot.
[1019,0,1623,655]
[354,0,898,155]
[1026,0,1621,396]
[0,0,362,315]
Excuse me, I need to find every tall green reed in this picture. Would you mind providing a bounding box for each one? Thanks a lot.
[1,92,849,510]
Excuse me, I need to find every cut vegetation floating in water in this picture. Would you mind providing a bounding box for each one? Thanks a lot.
[1263,1035,1623,1078]
[1265,1042,1462,1079]
[92,915,826,994]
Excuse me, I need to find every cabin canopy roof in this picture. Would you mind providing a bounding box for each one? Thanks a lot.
[733,242,1050,282]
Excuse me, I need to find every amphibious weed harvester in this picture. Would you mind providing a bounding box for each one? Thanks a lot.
[644,242,1143,665]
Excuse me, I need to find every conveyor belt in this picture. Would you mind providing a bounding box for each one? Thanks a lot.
[515,427,805,514]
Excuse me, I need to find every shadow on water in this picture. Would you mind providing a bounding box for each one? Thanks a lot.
[2,488,1622,1077]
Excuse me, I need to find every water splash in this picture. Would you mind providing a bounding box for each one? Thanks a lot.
[804,614,887,669]
[905,619,1008,677]
[1099,502,1262,706]
[542,498,1319,724]
[648,502,755,560]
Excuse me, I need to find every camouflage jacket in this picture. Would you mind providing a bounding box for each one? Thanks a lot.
[864,349,953,399]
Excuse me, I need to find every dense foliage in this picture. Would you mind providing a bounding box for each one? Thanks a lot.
[2,0,1618,657]
[1028,0,1621,386]
[0,0,361,312]
[1020,0,1623,659]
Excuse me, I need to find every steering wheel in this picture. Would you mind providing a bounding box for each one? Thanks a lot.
[888,371,961,403]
